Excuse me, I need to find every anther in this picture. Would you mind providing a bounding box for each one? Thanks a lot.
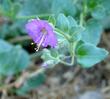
[31,42,34,45]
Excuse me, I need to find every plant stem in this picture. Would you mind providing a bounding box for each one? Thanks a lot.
[16,14,54,19]
[60,53,74,66]
[60,42,77,66]
[80,0,87,26]
[8,35,31,43]
[0,68,45,91]
[29,68,45,78]
[80,13,84,26]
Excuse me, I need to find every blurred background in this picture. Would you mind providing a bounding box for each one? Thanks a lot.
[0,0,110,99]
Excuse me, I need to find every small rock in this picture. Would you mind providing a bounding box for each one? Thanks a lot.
[79,91,104,99]
[47,77,60,87]
[63,71,73,81]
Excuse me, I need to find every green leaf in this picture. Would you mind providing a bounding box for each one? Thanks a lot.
[50,49,59,58]
[92,5,106,20]
[87,0,98,10]
[67,16,77,27]
[16,73,45,95]
[41,49,59,61]
[1,0,11,12]
[0,39,12,52]
[0,40,30,76]
[81,19,103,45]
[56,34,70,54]
[19,0,51,16]
[100,0,110,14]
[56,13,70,33]
[67,16,84,42]
[0,24,10,39]
[69,26,84,42]
[76,43,108,68]
[11,3,21,19]
[52,0,76,16]
[48,16,56,26]
[75,40,84,51]
[41,49,59,68]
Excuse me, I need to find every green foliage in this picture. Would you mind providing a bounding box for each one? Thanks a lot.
[100,0,110,15]
[76,43,108,68]
[0,39,30,76]
[67,16,77,27]
[18,0,52,16]
[54,13,108,68]
[1,0,21,19]
[91,5,107,20]
[68,16,83,42]
[56,14,70,33]
[81,19,103,45]
[48,16,56,26]
[52,0,76,16]
[0,39,12,52]
[56,14,83,42]
[16,73,45,95]
[41,49,60,67]
[69,26,82,42]
[0,0,109,95]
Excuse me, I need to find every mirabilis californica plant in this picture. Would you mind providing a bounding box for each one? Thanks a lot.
[25,14,108,68]
[0,0,109,96]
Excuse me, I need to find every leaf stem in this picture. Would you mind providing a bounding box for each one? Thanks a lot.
[60,42,77,66]
[60,53,75,66]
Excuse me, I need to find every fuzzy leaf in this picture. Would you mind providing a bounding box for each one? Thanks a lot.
[16,73,45,95]
[0,40,30,76]
[81,19,103,45]
[76,43,108,68]
[56,13,70,33]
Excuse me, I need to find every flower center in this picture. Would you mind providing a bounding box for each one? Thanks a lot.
[41,28,47,34]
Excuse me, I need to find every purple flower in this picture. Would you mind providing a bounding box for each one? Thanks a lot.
[25,19,57,51]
